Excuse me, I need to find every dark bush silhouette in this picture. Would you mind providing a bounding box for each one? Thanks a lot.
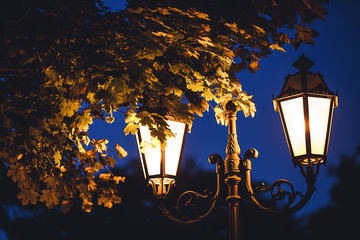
[0,157,305,240]
[306,145,360,240]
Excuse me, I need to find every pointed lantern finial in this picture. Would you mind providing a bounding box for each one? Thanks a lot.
[293,54,314,72]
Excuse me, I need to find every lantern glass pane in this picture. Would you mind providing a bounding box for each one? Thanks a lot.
[280,97,307,156]
[135,133,147,179]
[308,96,331,155]
[165,121,186,176]
[138,124,161,177]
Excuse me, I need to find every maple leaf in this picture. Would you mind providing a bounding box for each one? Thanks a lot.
[225,22,238,32]
[99,173,111,180]
[7,163,25,182]
[59,99,81,117]
[249,61,260,73]
[187,82,204,92]
[269,43,286,53]
[17,188,39,205]
[197,36,214,47]
[116,144,128,159]
[253,25,265,34]
[77,111,93,132]
[87,179,97,191]
[214,105,227,126]
[113,176,126,184]
[152,31,175,39]
[94,162,104,172]
[82,135,90,146]
[40,189,60,208]
[165,85,183,97]
[44,176,58,189]
[61,199,73,213]
[91,139,109,153]
[98,193,122,208]
[105,116,115,123]
[124,121,139,135]
[191,10,210,20]
[53,151,61,166]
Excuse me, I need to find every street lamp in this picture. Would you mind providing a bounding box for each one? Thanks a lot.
[135,55,338,240]
[273,55,338,167]
[136,119,187,197]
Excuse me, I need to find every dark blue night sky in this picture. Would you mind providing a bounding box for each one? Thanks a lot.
[96,0,360,217]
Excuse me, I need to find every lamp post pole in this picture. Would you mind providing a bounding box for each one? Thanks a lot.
[224,102,242,240]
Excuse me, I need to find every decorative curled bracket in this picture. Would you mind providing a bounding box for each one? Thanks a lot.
[158,154,224,224]
[241,148,318,215]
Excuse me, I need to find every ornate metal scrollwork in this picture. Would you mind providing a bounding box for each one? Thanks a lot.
[158,154,224,224]
[253,179,303,210]
[242,148,317,215]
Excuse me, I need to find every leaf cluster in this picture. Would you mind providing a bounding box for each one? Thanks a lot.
[0,0,327,212]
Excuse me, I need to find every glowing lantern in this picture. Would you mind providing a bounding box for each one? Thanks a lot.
[136,119,187,197]
[273,55,338,166]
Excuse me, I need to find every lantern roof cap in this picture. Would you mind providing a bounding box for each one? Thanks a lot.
[275,55,334,99]
[293,54,314,72]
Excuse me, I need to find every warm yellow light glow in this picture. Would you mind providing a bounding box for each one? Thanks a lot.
[308,97,331,155]
[164,121,186,176]
[136,125,161,177]
[136,120,186,179]
[280,97,306,156]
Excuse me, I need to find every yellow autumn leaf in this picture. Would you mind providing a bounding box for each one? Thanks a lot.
[225,22,238,32]
[124,121,139,135]
[98,194,122,208]
[192,10,210,20]
[214,105,227,126]
[17,188,39,205]
[197,36,214,47]
[253,25,265,34]
[152,31,175,39]
[99,173,111,180]
[187,82,204,92]
[40,189,60,208]
[105,116,115,123]
[59,99,80,117]
[53,151,61,166]
[44,176,58,188]
[269,43,286,53]
[91,139,109,153]
[249,61,260,72]
[87,179,97,191]
[116,144,128,159]
[113,176,126,184]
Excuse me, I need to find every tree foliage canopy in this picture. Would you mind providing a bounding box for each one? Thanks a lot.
[0,0,328,212]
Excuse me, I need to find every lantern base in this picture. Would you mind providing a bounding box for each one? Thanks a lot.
[148,178,175,198]
[293,157,325,166]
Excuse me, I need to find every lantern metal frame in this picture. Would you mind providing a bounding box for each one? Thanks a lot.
[136,56,337,240]
[274,92,337,166]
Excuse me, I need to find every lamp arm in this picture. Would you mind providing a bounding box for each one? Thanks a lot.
[158,154,224,224]
[242,148,317,215]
